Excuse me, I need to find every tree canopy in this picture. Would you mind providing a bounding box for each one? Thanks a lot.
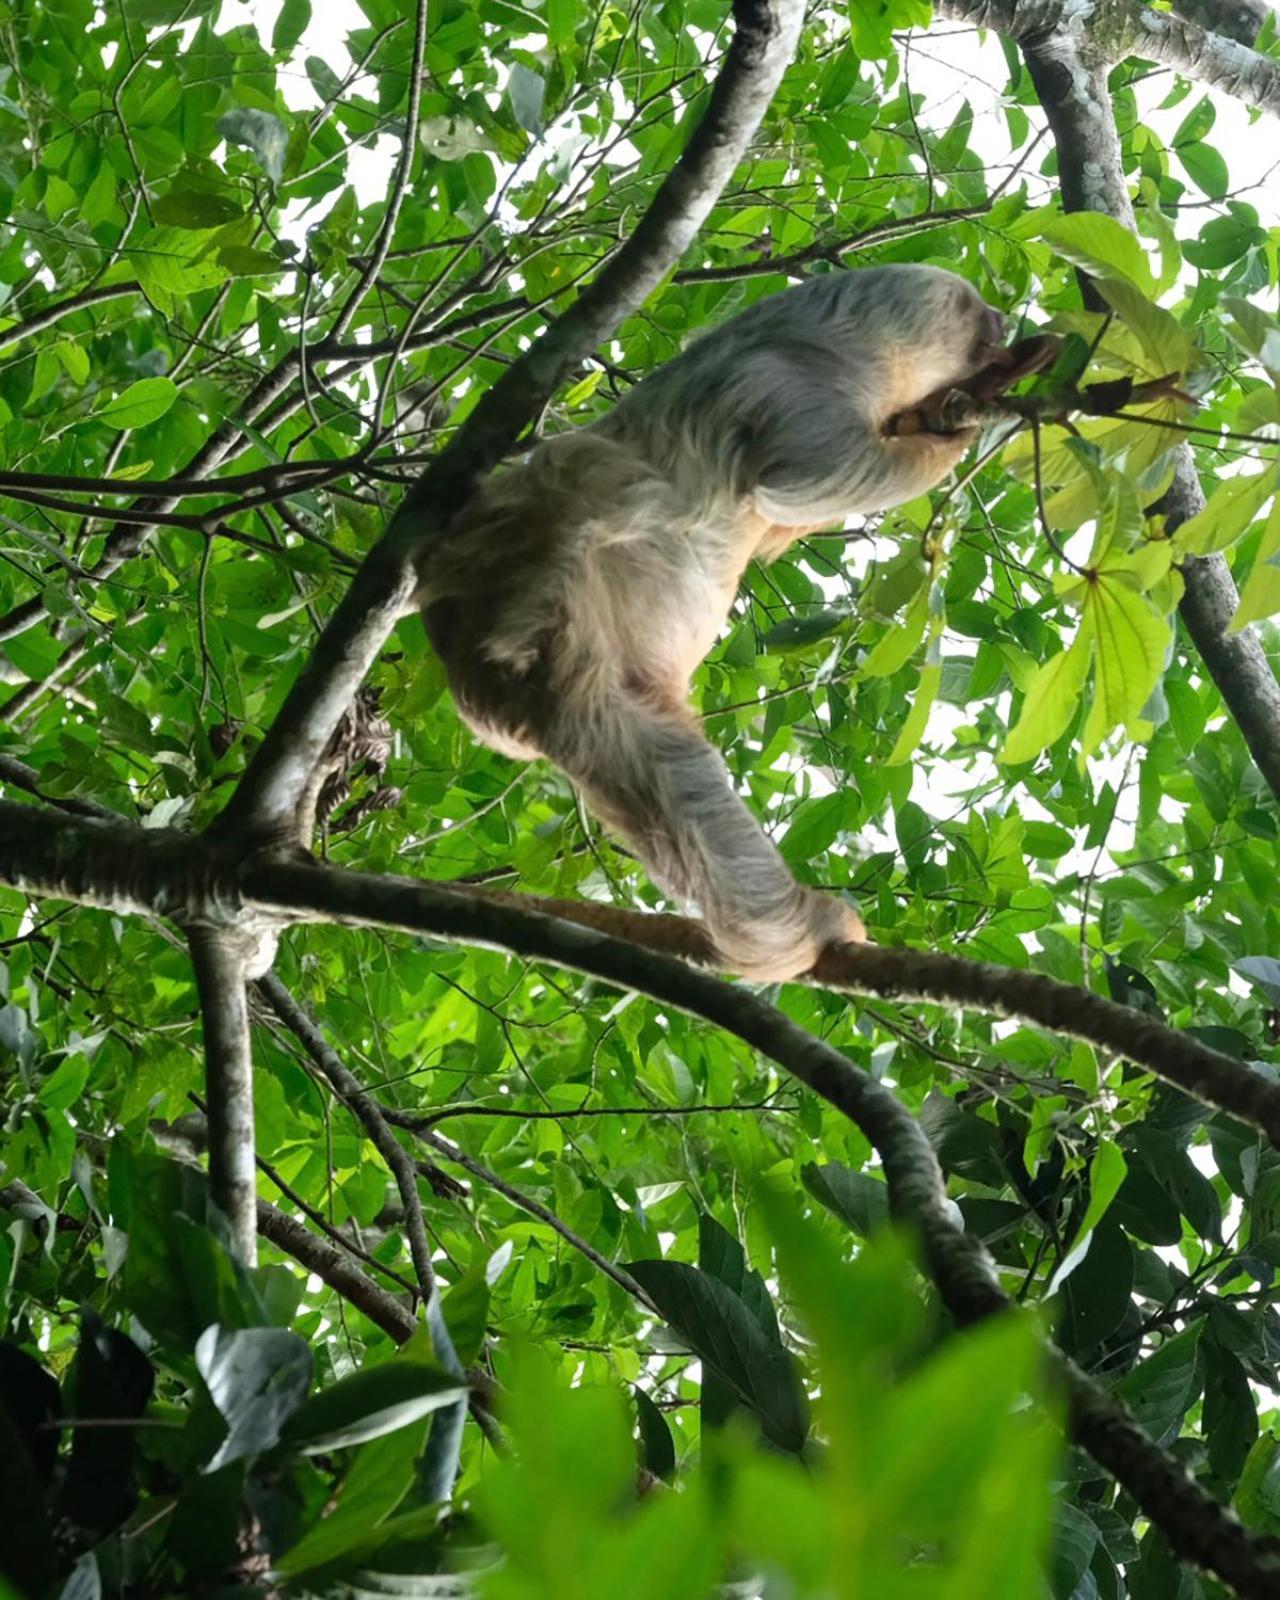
[4,0,1280,1596]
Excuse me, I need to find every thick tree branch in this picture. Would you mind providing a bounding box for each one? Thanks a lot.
[187,928,258,1265]
[0,282,140,348]
[256,1197,416,1343]
[2,800,1278,1147]
[1166,0,1271,46]
[0,804,1275,1585]
[938,0,1280,117]
[214,0,807,845]
[1015,11,1280,805]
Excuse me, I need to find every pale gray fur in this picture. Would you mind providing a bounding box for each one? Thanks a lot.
[418,265,1004,979]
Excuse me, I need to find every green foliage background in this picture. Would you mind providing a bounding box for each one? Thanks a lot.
[2,0,1280,1595]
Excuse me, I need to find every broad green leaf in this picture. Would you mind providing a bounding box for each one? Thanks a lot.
[860,579,928,678]
[780,792,850,862]
[1075,1143,1129,1242]
[1177,140,1229,199]
[508,63,545,136]
[197,1324,313,1471]
[275,1415,430,1575]
[1171,469,1276,557]
[625,1259,808,1453]
[153,187,245,229]
[761,606,850,650]
[1222,296,1280,374]
[273,0,311,50]
[1079,570,1170,757]
[94,377,177,430]
[1040,212,1155,293]
[128,226,227,314]
[1114,1322,1203,1441]
[37,1052,89,1112]
[1001,631,1092,765]
[285,1359,466,1453]
[54,341,90,385]
[305,55,343,103]
[801,1161,890,1236]
[562,368,604,407]
[1092,277,1197,375]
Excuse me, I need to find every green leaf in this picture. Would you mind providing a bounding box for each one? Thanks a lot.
[1080,569,1170,757]
[217,245,286,275]
[625,1259,809,1453]
[801,1161,890,1236]
[305,55,343,103]
[780,792,850,862]
[887,659,939,765]
[1171,469,1276,557]
[152,187,245,229]
[1092,276,1197,375]
[275,1413,430,1575]
[1222,296,1280,374]
[1040,212,1156,293]
[54,341,90,385]
[37,1052,89,1112]
[860,580,928,678]
[273,0,312,51]
[93,377,177,430]
[129,227,227,315]
[561,368,604,407]
[761,606,850,650]
[634,1388,676,1483]
[1114,1322,1203,1440]
[1236,1433,1280,1534]
[284,1360,467,1454]
[1000,631,1092,765]
[1204,1341,1257,1483]
[1231,498,1280,629]
[197,1324,313,1470]
[1177,140,1229,199]
[1057,1220,1134,1351]
[508,63,545,136]
[1076,1142,1128,1242]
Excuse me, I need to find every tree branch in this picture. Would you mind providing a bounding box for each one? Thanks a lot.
[1,800,1278,1147]
[256,1197,416,1342]
[411,1134,655,1308]
[187,928,258,1265]
[938,0,1280,118]
[255,972,440,1309]
[0,802,1275,1584]
[255,972,470,1500]
[214,0,807,845]
[1015,8,1280,806]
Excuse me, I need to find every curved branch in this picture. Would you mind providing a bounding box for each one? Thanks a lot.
[0,282,140,348]
[256,972,440,1308]
[0,797,1274,1585]
[244,868,1276,1594]
[0,799,1277,1149]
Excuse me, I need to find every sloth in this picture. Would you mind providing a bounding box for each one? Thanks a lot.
[418,265,1021,980]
